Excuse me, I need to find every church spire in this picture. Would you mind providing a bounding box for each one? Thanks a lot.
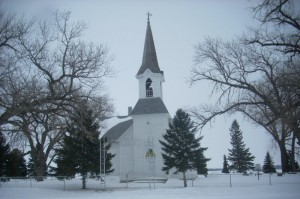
[137,13,163,76]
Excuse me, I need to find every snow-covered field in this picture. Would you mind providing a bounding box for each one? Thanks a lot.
[1,173,300,199]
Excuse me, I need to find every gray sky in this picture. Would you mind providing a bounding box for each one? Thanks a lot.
[3,0,284,168]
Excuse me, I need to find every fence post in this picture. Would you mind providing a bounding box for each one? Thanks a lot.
[64,177,66,191]
[229,174,232,188]
[269,174,272,185]
[30,177,32,188]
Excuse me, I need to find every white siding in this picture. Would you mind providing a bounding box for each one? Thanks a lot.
[109,125,135,181]
[132,113,170,179]
[137,69,164,99]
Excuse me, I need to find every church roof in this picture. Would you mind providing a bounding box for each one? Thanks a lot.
[101,117,133,142]
[137,20,163,76]
[131,97,169,115]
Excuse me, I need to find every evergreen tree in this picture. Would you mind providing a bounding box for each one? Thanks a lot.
[286,150,299,172]
[0,131,10,177]
[100,138,115,174]
[262,151,276,173]
[294,161,300,172]
[222,155,230,173]
[228,120,255,173]
[54,108,114,189]
[159,109,209,187]
[193,136,210,175]
[6,149,27,177]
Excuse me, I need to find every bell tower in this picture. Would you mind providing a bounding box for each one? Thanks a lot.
[136,15,165,99]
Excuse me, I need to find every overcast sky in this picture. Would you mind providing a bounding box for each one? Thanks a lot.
[3,0,289,168]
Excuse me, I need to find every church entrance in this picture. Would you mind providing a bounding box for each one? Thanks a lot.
[145,149,156,177]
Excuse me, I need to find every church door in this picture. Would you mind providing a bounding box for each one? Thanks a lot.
[145,149,156,177]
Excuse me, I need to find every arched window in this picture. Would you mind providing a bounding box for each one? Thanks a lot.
[146,78,153,97]
[145,149,156,176]
[145,149,156,158]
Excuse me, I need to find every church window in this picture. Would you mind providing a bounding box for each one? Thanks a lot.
[146,78,153,97]
[145,149,156,158]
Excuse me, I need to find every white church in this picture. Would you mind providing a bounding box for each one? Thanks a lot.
[101,17,171,182]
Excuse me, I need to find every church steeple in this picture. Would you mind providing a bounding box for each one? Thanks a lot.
[136,14,165,100]
[137,15,163,76]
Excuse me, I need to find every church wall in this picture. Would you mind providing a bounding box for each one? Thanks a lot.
[109,142,120,175]
[132,113,170,179]
[109,125,135,182]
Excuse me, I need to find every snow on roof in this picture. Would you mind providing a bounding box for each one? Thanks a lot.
[100,116,132,139]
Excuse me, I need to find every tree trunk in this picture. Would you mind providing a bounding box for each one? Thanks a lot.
[35,166,45,182]
[183,171,187,187]
[32,144,47,181]
[34,158,46,182]
[279,142,288,173]
[82,175,87,189]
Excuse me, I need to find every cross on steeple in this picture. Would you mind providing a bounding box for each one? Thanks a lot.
[147,11,152,22]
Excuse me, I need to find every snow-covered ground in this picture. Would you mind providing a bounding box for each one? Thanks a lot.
[1,173,299,199]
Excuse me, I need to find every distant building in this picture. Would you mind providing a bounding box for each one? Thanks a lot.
[101,17,171,182]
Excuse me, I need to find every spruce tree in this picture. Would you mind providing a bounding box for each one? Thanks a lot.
[6,149,27,177]
[100,138,115,174]
[228,120,255,173]
[262,151,276,173]
[222,155,230,173]
[285,151,298,172]
[159,109,209,187]
[193,137,210,175]
[54,108,114,189]
[0,131,10,177]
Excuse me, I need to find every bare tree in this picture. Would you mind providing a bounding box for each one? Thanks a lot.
[0,10,113,126]
[3,94,113,181]
[249,0,300,55]
[189,37,300,171]
[0,8,32,50]
[0,8,32,115]
[190,37,285,126]
[189,1,300,171]
[14,112,64,181]
[0,9,114,179]
[239,107,292,171]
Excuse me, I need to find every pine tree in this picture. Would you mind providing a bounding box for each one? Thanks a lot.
[0,131,10,177]
[262,151,276,173]
[100,138,115,174]
[193,136,210,175]
[54,108,114,189]
[159,109,209,187]
[228,120,255,173]
[286,150,299,172]
[6,149,27,177]
[222,155,230,173]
